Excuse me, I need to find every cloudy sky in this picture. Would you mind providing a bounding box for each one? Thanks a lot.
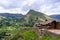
[0,0,60,15]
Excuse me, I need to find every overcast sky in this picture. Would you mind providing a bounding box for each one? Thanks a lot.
[0,0,60,15]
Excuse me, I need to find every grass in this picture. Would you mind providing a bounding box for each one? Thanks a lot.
[17,30,39,40]
[40,34,60,40]
[0,26,21,40]
[22,30,38,40]
[0,26,38,40]
[0,27,60,40]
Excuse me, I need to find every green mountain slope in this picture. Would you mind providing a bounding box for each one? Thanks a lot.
[0,13,25,27]
[24,10,50,27]
[0,13,25,22]
[0,10,50,27]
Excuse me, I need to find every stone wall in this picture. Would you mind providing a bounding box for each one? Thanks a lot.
[56,22,60,29]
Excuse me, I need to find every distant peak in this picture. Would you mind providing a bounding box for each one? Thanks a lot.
[29,9,41,13]
[28,9,35,13]
[29,9,35,11]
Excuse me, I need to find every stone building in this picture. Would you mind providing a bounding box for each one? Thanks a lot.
[34,19,60,29]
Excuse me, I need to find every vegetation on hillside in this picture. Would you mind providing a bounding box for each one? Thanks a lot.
[40,34,60,40]
[0,10,59,40]
[17,30,39,40]
[0,10,50,27]
[24,10,50,27]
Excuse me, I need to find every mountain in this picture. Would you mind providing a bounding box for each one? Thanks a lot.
[0,13,25,27]
[0,13,25,22]
[0,13,24,18]
[24,10,50,26]
[25,10,50,22]
[50,14,60,20]
[0,10,50,27]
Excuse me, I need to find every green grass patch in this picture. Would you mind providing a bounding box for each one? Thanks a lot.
[40,34,60,40]
[18,30,39,40]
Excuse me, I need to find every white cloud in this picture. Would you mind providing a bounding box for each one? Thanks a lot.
[0,6,27,15]
[37,0,60,15]
[0,0,60,15]
[26,0,36,6]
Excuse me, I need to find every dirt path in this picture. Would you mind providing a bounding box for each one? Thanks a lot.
[47,29,60,35]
